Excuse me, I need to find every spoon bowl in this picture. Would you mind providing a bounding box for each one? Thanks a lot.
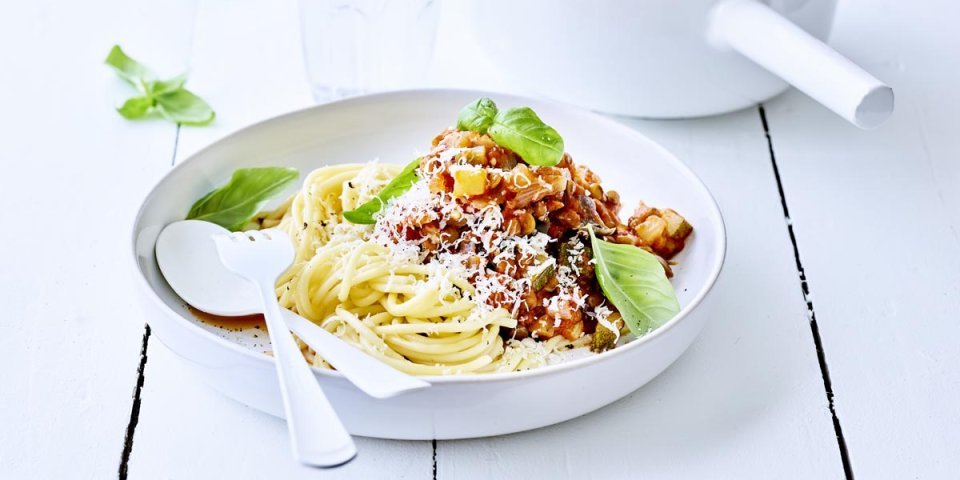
[156,220,261,316]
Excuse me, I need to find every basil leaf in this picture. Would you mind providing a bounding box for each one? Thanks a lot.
[186,167,299,230]
[104,45,153,85]
[457,97,498,134]
[117,96,153,119]
[588,226,680,336]
[454,98,565,166]
[343,158,421,224]
[155,89,215,126]
[105,45,215,126]
[149,74,188,96]
[488,107,564,167]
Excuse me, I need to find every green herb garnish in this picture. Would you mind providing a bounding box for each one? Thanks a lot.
[457,97,498,133]
[456,97,564,167]
[343,158,422,224]
[105,45,215,126]
[186,167,299,230]
[588,226,680,335]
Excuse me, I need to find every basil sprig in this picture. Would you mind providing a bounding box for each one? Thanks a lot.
[105,45,215,126]
[186,167,299,230]
[457,97,498,133]
[588,226,681,335]
[343,158,422,224]
[456,97,564,167]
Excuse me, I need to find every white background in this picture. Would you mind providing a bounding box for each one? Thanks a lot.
[1,0,957,478]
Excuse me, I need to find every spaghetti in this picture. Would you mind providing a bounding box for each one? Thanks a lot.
[258,121,693,376]
[273,163,581,375]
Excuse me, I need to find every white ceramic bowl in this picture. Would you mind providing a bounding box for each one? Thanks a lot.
[131,90,726,440]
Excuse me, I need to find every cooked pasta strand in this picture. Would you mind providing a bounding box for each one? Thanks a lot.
[275,163,580,375]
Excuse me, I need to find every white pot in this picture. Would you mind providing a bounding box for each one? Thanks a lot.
[465,0,893,128]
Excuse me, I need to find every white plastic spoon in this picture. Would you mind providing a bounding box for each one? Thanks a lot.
[155,220,430,399]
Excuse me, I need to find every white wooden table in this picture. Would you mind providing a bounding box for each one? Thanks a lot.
[3,0,957,478]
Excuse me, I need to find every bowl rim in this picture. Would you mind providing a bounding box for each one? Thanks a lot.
[130,88,727,385]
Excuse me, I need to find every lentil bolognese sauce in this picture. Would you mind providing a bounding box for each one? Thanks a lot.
[193,97,694,375]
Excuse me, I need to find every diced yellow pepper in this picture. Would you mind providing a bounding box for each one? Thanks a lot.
[452,167,487,197]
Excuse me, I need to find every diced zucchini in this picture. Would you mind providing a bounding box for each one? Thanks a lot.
[635,215,667,245]
[663,209,692,238]
[530,260,556,291]
[592,322,617,352]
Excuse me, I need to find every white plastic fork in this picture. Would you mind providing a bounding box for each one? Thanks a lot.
[155,220,430,398]
[212,229,356,468]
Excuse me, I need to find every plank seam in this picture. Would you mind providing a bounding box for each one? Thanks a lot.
[432,439,438,480]
[171,124,181,166]
[117,125,180,478]
[758,105,854,480]
[117,325,151,479]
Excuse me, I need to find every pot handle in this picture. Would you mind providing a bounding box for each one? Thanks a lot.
[709,0,893,129]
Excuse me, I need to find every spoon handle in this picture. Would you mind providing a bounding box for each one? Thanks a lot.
[257,283,356,467]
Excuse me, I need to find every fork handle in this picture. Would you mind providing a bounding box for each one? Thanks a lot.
[257,283,357,467]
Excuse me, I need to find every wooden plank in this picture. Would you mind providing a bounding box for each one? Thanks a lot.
[0,1,196,478]
[437,108,847,479]
[127,338,432,479]
[125,0,433,476]
[762,0,960,477]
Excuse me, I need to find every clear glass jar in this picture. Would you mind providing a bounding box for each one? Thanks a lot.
[299,0,440,103]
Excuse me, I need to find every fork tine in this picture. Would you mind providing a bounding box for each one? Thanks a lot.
[214,230,285,245]
[261,230,280,241]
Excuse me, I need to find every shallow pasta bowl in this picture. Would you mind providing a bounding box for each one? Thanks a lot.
[130,89,726,440]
